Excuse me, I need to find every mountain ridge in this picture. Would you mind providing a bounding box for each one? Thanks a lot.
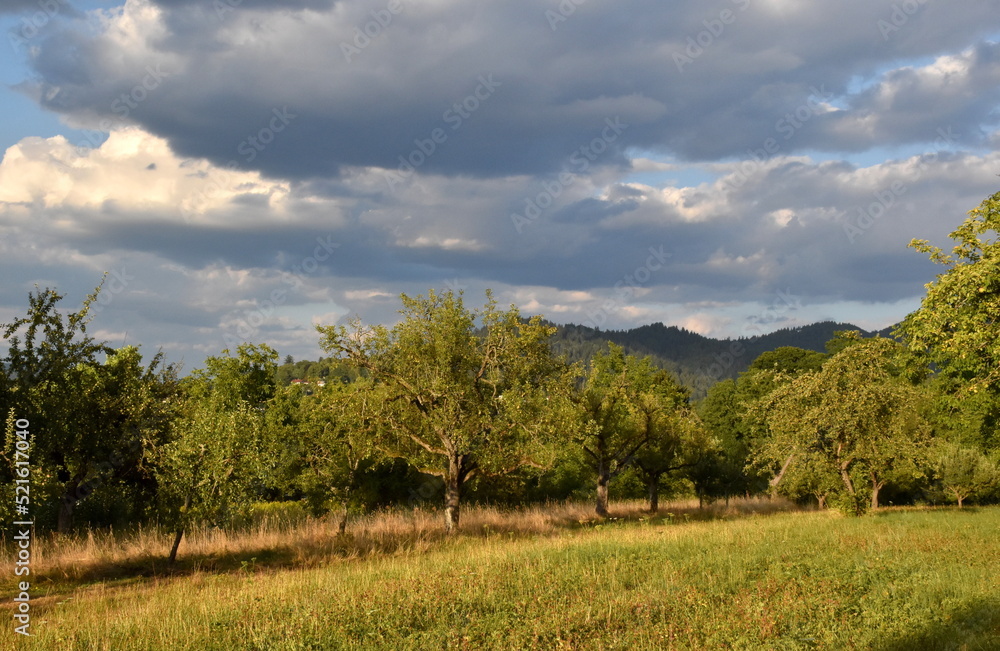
[547,319,895,398]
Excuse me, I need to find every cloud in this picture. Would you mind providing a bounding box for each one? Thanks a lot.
[2,125,995,336]
[4,0,1000,368]
[16,0,1000,182]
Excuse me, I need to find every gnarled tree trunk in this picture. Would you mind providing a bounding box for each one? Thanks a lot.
[870,472,884,510]
[168,494,192,564]
[595,461,611,517]
[444,452,475,535]
[647,474,661,513]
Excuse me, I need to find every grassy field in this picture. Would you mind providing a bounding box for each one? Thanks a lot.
[2,501,999,649]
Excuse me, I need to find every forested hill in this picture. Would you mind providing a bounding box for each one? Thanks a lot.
[548,320,889,398]
[278,319,892,399]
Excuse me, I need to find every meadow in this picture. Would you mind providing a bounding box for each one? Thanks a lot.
[2,500,999,650]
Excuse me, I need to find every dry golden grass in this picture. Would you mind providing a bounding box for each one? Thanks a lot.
[0,497,797,597]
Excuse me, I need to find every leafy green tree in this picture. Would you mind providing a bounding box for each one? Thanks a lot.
[933,442,1000,507]
[574,344,691,516]
[748,346,827,374]
[1,284,177,532]
[698,378,769,500]
[697,347,826,501]
[632,407,713,512]
[317,290,574,533]
[753,338,931,515]
[157,401,266,563]
[156,344,278,561]
[269,378,378,532]
[183,343,278,409]
[898,190,1000,397]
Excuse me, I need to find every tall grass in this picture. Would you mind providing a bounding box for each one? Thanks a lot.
[9,501,995,649]
[0,497,794,592]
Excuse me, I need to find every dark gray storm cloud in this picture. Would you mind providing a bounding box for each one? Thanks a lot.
[17,0,1000,181]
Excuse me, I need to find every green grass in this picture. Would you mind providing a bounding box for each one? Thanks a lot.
[3,506,1000,649]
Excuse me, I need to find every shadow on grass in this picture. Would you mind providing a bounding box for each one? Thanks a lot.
[878,598,1000,651]
[2,498,800,609]
[866,505,985,518]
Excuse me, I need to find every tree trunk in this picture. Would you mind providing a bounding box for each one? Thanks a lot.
[870,477,883,510]
[168,527,184,564]
[169,494,192,564]
[839,466,855,498]
[57,472,90,534]
[444,452,471,535]
[57,492,76,535]
[770,454,796,488]
[647,474,660,513]
[838,462,865,516]
[337,472,355,535]
[816,494,827,510]
[595,467,610,518]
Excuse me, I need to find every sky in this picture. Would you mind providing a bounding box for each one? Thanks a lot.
[1,0,1000,372]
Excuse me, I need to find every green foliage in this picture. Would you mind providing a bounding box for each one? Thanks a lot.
[317,289,575,531]
[0,284,178,531]
[155,401,266,530]
[574,343,696,514]
[752,337,931,515]
[748,346,826,373]
[697,379,774,501]
[184,343,279,409]
[899,190,1000,396]
[933,442,1000,507]
[267,379,379,527]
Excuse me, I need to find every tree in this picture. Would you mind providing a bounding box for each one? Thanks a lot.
[270,378,378,533]
[634,409,715,511]
[156,344,277,561]
[575,344,688,517]
[635,405,721,513]
[747,346,826,374]
[157,401,265,563]
[182,343,278,409]
[1,284,178,532]
[699,378,769,501]
[753,337,931,515]
[934,442,1000,508]
[699,347,825,502]
[898,190,1000,397]
[52,345,178,532]
[317,289,573,534]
